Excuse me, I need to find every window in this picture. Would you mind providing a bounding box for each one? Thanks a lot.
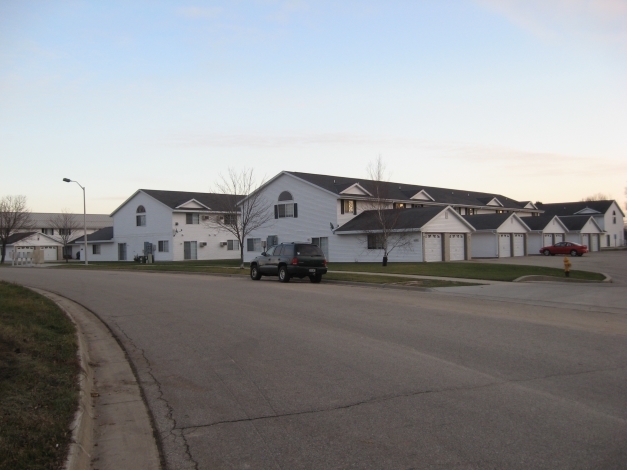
[222,214,237,225]
[393,203,406,209]
[311,237,329,258]
[158,240,169,252]
[41,228,54,235]
[59,228,72,235]
[274,193,298,219]
[412,204,425,208]
[247,238,262,252]
[227,240,239,251]
[496,210,507,214]
[186,213,199,224]
[92,244,101,255]
[118,243,127,261]
[137,205,146,213]
[367,234,384,250]
[184,241,197,260]
[278,191,293,201]
[136,215,146,226]
[613,217,616,224]
[467,208,476,215]
[341,199,357,215]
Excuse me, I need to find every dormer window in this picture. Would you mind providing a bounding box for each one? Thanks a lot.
[341,200,357,215]
[275,192,298,219]
[136,205,146,226]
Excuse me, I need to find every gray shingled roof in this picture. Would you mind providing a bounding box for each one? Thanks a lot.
[336,207,450,233]
[141,189,244,212]
[537,200,615,216]
[6,232,37,245]
[461,213,513,230]
[519,214,559,231]
[287,171,529,210]
[71,226,114,243]
[557,215,597,231]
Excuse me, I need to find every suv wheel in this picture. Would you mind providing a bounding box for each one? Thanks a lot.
[250,265,262,280]
[278,266,291,283]
[309,274,322,283]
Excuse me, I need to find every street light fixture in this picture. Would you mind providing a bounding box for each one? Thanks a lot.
[63,178,88,265]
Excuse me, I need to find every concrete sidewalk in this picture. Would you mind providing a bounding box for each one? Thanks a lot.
[30,288,161,470]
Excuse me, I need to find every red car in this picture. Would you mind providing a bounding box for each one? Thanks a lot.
[540,242,588,256]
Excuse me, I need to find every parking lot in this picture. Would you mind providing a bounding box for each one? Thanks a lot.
[1,250,626,469]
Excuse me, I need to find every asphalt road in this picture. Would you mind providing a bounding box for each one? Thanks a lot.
[1,253,626,469]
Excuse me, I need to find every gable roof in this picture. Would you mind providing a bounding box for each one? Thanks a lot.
[29,212,112,229]
[286,171,530,211]
[557,215,604,232]
[111,189,245,216]
[521,214,568,232]
[537,200,624,217]
[462,213,530,231]
[335,206,474,233]
[71,226,114,243]
[5,232,61,246]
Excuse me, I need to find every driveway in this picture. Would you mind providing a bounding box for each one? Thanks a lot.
[0,262,626,469]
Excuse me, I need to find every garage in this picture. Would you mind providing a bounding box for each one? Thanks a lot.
[582,234,589,248]
[591,234,599,251]
[424,233,442,262]
[513,234,525,256]
[43,246,58,261]
[449,234,465,261]
[544,234,553,247]
[499,234,511,257]
[554,233,564,243]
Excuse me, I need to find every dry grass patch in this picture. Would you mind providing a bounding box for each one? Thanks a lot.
[0,282,79,470]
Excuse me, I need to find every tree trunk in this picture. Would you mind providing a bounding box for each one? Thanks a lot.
[240,244,245,269]
[382,256,388,266]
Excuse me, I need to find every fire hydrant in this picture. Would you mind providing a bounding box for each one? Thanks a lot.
[563,256,571,277]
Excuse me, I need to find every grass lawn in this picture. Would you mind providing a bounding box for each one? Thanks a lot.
[51,258,605,282]
[327,261,605,282]
[324,272,481,287]
[0,282,79,470]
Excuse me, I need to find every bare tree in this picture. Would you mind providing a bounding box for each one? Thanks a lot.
[581,193,611,202]
[361,156,412,265]
[0,195,33,264]
[48,210,81,262]
[205,168,274,268]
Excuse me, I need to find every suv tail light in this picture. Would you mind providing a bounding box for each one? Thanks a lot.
[323,259,327,267]
[291,257,299,265]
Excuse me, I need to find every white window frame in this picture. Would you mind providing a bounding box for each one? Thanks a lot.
[186,213,200,224]
[92,244,101,255]
[158,240,169,252]
[227,240,239,251]
[247,238,262,252]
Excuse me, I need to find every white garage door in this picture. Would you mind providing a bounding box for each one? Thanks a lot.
[554,233,564,243]
[424,234,442,262]
[591,234,599,251]
[449,234,465,261]
[513,234,525,257]
[582,234,589,248]
[499,234,511,257]
[544,234,553,247]
[43,246,57,261]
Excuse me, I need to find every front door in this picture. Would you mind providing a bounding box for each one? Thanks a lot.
[184,241,197,260]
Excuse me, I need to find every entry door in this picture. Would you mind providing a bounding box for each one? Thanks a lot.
[184,241,198,260]
[499,234,511,257]
[424,234,442,262]
[118,243,127,261]
[513,234,525,256]
[449,234,465,261]
[591,235,599,251]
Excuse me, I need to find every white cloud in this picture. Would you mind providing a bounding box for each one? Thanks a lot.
[475,0,627,49]
[176,6,223,20]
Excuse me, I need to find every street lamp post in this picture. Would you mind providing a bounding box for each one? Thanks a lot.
[63,178,88,265]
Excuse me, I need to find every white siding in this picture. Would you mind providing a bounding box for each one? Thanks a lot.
[422,209,472,233]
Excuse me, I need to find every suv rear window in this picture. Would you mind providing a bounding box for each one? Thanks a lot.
[295,244,324,256]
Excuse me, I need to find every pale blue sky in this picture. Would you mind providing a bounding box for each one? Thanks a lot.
[1,0,626,214]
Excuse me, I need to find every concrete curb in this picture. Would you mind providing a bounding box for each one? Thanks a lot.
[29,288,161,470]
[513,274,612,283]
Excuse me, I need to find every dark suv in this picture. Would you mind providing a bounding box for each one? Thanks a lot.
[250,242,328,283]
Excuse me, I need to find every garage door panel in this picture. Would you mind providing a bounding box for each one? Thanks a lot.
[499,234,511,257]
[513,234,525,257]
[424,234,442,262]
[449,234,465,261]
